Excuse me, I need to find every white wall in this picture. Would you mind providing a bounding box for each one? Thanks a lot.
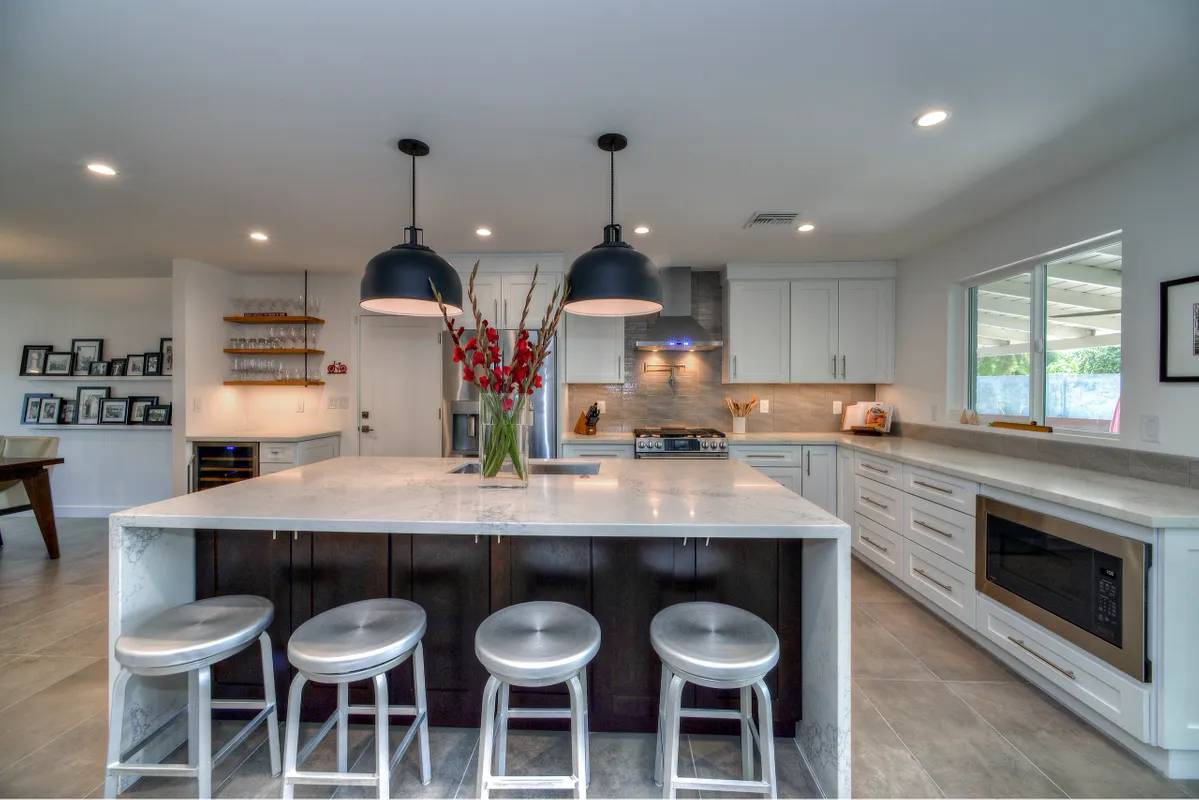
[1,278,173,515]
[880,122,1199,457]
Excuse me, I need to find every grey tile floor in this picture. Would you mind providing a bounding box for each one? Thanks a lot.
[0,517,1196,798]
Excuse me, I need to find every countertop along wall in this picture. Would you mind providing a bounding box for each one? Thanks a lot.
[567,270,875,432]
[880,121,1199,457]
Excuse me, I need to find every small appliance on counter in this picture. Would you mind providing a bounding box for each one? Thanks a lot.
[634,427,727,459]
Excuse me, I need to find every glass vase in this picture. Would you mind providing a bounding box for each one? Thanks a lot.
[478,393,531,488]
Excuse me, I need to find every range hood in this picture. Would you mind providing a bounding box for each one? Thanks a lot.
[634,268,722,351]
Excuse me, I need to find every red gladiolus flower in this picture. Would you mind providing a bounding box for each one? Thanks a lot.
[456,326,465,338]
[451,347,465,363]
[486,327,499,343]
[503,396,514,412]
[502,365,511,376]
[479,374,490,389]
[489,346,501,363]
[462,367,475,382]
[533,373,543,389]
[472,350,486,366]
[465,337,479,351]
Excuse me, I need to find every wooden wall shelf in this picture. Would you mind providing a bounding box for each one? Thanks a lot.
[223,379,326,387]
[224,315,325,325]
[18,375,170,382]
[224,348,324,355]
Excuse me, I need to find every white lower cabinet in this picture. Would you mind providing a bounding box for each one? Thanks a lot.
[755,465,800,492]
[561,442,634,459]
[901,540,975,627]
[800,446,837,515]
[837,448,855,523]
[729,444,837,514]
[976,595,1150,740]
[854,513,902,577]
[902,494,976,571]
[853,476,902,530]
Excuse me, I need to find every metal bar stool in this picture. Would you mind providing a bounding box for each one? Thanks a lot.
[475,601,600,800]
[652,601,780,799]
[105,595,281,799]
[281,598,431,800]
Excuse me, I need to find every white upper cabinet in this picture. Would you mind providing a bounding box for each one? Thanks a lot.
[465,272,502,326]
[564,315,625,384]
[837,280,894,383]
[725,280,790,383]
[502,272,560,329]
[789,281,839,382]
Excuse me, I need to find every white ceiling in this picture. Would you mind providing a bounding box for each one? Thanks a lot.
[1,0,1198,278]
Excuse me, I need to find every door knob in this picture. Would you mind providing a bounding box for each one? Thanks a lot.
[360,425,373,433]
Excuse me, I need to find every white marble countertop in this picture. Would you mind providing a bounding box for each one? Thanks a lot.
[113,456,848,538]
[560,431,636,443]
[559,431,845,444]
[184,430,341,443]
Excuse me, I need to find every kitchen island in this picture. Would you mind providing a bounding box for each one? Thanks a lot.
[109,456,851,796]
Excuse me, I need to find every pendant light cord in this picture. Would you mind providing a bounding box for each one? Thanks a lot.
[411,153,417,229]
[609,148,615,225]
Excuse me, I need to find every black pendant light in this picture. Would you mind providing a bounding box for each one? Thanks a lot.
[565,133,662,316]
[360,139,463,316]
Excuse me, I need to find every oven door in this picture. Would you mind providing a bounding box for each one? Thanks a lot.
[976,497,1148,681]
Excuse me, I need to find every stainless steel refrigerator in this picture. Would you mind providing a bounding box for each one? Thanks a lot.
[442,330,557,459]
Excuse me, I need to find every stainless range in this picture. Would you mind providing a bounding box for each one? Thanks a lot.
[633,427,728,458]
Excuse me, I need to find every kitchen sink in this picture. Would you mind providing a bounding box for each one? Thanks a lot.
[449,460,601,476]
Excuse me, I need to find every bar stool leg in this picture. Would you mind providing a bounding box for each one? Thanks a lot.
[740,685,754,781]
[476,676,501,800]
[661,673,685,800]
[336,682,349,773]
[104,668,132,798]
[188,670,200,768]
[752,679,777,800]
[372,673,390,800]
[579,667,591,787]
[257,632,281,777]
[282,674,307,800]
[495,683,510,776]
[413,642,432,785]
[196,666,213,800]
[653,664,669,787]
[566,673,588,800]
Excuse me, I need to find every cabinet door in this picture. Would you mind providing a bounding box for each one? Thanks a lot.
[726,280,790,383]
[297,436,338,465]
[789,281,839,382]
[754,465,801,493]
[836,448,855,523]
[561,443,634,459]
[502,272,561,329]
[837,279,894,382]
[564,315,624,383]
[800,445,837,514]
[466,272,502,326]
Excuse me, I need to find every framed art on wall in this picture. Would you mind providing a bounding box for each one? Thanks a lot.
[44,352,74,376]
[109,357,128,376]
[76,386,110,425]
[160,338,174,376]
[59,399,77,424]
[99,398,130,425]
[126,354,146,376]
[21,393,50,424]
[19,345,52,376]
[89,360,110,377]
[1160,274,1199,382]
[144,403,172,426]
[70,339,104,376]
[144,352,161,376]
[37,397,62,424]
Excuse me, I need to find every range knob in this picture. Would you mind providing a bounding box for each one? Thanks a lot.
[718,440,726,449]
[655,440,664,449]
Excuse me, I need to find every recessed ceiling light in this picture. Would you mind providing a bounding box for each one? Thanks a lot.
[797,223,816,233]
[475,227,492,238]
[86,162,117,177]
[633,225,651,235]
[249,230,269,242]
[914,109,950,128]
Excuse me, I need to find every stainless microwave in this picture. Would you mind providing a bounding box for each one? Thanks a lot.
[976,497,1149,682]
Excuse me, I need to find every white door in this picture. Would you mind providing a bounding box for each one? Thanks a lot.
[837,280,894,382]
[358,315,442,456]
[789,281,839,382]
[466,272,502,326]
[726,280,790,383]
[800,445,838,514]
[563,315,624,383]
[502,272,560,329]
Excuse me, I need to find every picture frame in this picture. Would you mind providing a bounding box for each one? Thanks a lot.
[19,345,52,376]
[89,360,110,377]
[1160,274,1199,382]
[127,395,159,425]
[160,337,174,376]
[70,338,104,376]
[21,393,51,424]
[37,397,62,424]
[99,398,130,425]
[44,351,74,376]
[109,357,128,377]
[144,352,162,376]
[59,399,77,425]
[75,386,110,425]
[143,403,172,426]
[126,354,146,376]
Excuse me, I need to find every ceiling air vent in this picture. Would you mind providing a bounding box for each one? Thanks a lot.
[743,212,799,229]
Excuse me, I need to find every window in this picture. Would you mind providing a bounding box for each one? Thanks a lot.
[968,239,1122,433]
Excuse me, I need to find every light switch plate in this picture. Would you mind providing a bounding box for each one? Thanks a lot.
[832,400,843,415]
[759,399,770,414]
[596,401,606,414]
[1140,414,1160,443]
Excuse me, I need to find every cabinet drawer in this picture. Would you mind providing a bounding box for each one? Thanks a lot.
[976,596,1150,740]
[260,442,298,463]
[901,464,978,514]
[902,495,976,572]
[728,444,802,466]
[853,514,902,577]
[901,541,975,628]
[258,462,293,476]
[854,476,901,531]
[561,443,633,459]
[854,452,900,487]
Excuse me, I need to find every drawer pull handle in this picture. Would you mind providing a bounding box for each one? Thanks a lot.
[747,453,787,459]
[914,519,954,539]
[861,463,890,474]
[913,479,953,494]
[863,496,889,510]
[1007,636,1076,680]
[861,535,889,553]
[913,567,953,593]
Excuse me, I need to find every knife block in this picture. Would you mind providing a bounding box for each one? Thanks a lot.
[573,411,597,436]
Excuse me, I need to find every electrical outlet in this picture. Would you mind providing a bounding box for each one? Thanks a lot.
[759,399,770,414]
[296,397,305,413]
[328,396,339,409]
[832,400,842,415]
[1140,414,1160,443]
[596,401,606,414]
[339,397,350,410]
[192,397,201,413]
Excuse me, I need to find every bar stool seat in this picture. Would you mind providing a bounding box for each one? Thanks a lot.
[650,601,779,682]
[114,595,274,671]
[476,600,600,686]
[288,598,426,677]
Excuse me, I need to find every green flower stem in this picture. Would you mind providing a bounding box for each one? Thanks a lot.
[481,393,526,480]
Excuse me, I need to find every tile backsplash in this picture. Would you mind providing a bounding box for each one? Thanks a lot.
[566,271,875,433]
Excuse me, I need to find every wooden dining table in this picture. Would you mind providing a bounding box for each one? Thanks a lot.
[0,456,66,559]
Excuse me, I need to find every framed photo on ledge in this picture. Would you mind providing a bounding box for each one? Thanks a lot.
[144,352,162,376]
[44,352,74,376]
[70,338,104,376]
[128,396,158,425]
[37,397,62,425]
[19,345,52,376]
[1160,274,1199,382]
[59,399,77,425]
[160,338,174,376]
[76,386,110,425]
[144,403,172,426]
[99,398,130,425]
[21,393,50,424]
[126,354,146,376]
[109,357,128,377]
